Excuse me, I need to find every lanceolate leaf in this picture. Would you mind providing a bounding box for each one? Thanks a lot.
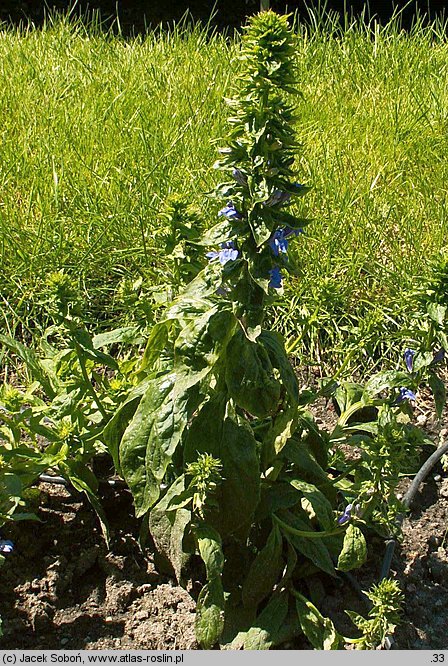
[183,392,227,464]
[281,438,335,501]
[103,377,153,472]
[294,590,341,650]
[241,590,289,650]
[337,524,367,572]
[0,333,57,399]
[137,322,171,376]
[276,509,336,577]
[225,330,281,418]
[216,417,261,539]
[71,328,119,370]
[61,460,110,546]
[289,479,334,531]
[149,476,191,582]
[92,326,144,349]
[120,372,199,516]
[103,396,141,474]
[195,525,225,649]
[242,524,284,609]
[260,330,299,404]
[364,371,411,397]
[428,373,446,419]
[174,307,236,394]
[185,400,260,538]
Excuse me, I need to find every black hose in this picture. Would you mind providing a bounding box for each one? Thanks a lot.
[379,441,448,582]
[38,473,128,489]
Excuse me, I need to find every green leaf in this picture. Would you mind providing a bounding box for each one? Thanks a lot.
[215,417,260,539]
[413,351,434,373]
[197,220,233,246]
[364,370,411,397]
[242,524,284,609]
[92,326,144,349]
[103,395,141,473]
[137,322,170,375]
[249,218,272,247]
[62,460,109,546]
[241,590,289,650]
[289,480,334,531]
[294,591,341,649]
[195,523,225,579]
[120,372,199,516]
[225,330,281,418]
[196,578,226,649]
[281,438,335,500]
[337,524,367,572]
[174,307,236,393]
[276,509,336,577]
[264,404,300,458]
[428,302,446,326]
[184,400,260,538]
[149,476,191,581]
[0,333,56,399]
[71,328,119,370]
[194,524,225,649]
[300,413,329,469]
[428,373,446,419]
[260,330,299,404]
[183,392,227,464]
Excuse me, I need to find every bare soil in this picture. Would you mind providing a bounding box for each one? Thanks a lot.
[1,389,447,650]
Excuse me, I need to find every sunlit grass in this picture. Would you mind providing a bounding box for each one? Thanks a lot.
[1,10,447,372]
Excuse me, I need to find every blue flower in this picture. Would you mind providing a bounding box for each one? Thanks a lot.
[269,226,303,257]
[433,349,446,364]
[396,387,417,403]
[337,503,353,525]
[218,202,243,221]
[268,266,283,289]
[232,169,247,187]
[206,241,239,266]
[404,348,416,373]
[0,539,14,554]
[264,183,306,207]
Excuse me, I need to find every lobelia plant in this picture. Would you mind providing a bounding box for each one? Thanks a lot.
[109,11,384,649]
[1,10,420,650]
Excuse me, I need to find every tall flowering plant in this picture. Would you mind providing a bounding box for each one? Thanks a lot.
[108,12,408,649]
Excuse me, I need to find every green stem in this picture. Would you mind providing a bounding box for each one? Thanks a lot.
[273,514,344,539]
[73,340,108,421]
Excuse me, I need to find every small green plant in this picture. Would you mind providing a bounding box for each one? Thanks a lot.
[294,577,404,650]
[346,579,404,650]
[0,270,144,541]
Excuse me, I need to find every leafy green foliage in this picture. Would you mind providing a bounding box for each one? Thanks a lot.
[1,10,443,652]
[346,579,404,650]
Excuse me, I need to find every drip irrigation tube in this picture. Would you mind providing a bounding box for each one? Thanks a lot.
[379,440,448,582]
[38,473,128,489]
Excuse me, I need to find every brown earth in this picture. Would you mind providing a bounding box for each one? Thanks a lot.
[1,388,448,650]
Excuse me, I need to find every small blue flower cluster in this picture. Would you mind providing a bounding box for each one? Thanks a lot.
[404,348,416,373]
[396,387,416,403]
[404,347,445,373]
[208,197,303,290]
[337,502,360,525]
[0,539,14,554]
[206,240,239,266]
[269,226,302,257]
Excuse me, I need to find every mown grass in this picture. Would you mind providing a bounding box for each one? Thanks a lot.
[1,11,448,373]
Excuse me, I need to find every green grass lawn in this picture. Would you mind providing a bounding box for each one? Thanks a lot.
[1,12,448,372]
